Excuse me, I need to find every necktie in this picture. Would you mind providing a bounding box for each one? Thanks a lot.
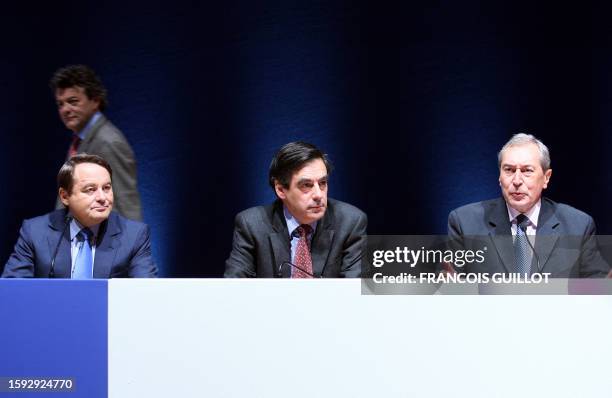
[514,214,531,275]
[292,224,313,278]
[68,134,81,158]
[73,228,94,279]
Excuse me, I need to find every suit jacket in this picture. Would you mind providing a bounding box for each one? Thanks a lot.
[2,209,157,278]
[224,198,367,278]
[447,197,610,277]
[56,114,142,221]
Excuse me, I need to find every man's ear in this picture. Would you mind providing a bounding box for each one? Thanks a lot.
[543,168,552,189]
[59,187,70,206]
[274,181,286,199]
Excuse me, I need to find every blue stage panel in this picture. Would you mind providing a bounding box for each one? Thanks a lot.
[0,280,107,397]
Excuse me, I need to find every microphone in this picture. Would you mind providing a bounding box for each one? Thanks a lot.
[518,223,541,273]
[278,261,320,278]
[49,215,72,278]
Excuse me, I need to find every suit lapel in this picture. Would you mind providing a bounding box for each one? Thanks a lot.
[77,114,106,153]
[310,204,334,277]
[487,198,514,273]
[267,201,335,277]
[268,202,291,276]
[534,199,560,271]
[93,213,121,278]
[46,211,72,278]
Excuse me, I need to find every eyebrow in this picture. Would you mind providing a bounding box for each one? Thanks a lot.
[80,181,111,187]
[57,96,78,103]
[502,163,535,168]
[297,175,328,183]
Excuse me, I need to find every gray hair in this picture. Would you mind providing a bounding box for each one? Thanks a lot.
[497,133,551,171]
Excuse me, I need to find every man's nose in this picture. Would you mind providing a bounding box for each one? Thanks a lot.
[94,188,108,202]
[512,170,523,185]
[312,183,323,200]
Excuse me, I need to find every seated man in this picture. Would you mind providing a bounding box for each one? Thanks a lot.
[447,133,609,277]
[2,154,157,278]
[225,141,367,278]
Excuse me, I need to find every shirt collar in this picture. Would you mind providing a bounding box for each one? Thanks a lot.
[69,217,101,241]
[506,199,541,228]
[76,111,102,140]
[283,205,317,238]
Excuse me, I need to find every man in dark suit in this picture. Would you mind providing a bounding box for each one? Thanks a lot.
[2,154,157,278]
[51,65,142,221]
[225,142,367,278]
[448,133,609,277]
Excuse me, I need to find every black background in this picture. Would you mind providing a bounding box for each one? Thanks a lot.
[1,1,611,276]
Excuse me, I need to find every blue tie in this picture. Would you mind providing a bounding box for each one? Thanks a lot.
[73,228,94,279]
[514,214,531,275]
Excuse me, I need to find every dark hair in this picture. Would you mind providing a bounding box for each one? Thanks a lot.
[58,154,113,194]
[50,65,108,111]
[268,141,332,190]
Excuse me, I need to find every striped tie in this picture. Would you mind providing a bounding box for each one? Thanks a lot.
[514,214,531,275]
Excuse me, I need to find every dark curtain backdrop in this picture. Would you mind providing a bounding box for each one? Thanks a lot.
[1,2,611,277]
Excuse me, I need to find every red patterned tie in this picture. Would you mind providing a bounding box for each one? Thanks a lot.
[292,224,313,278]
[68,134,81,158]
